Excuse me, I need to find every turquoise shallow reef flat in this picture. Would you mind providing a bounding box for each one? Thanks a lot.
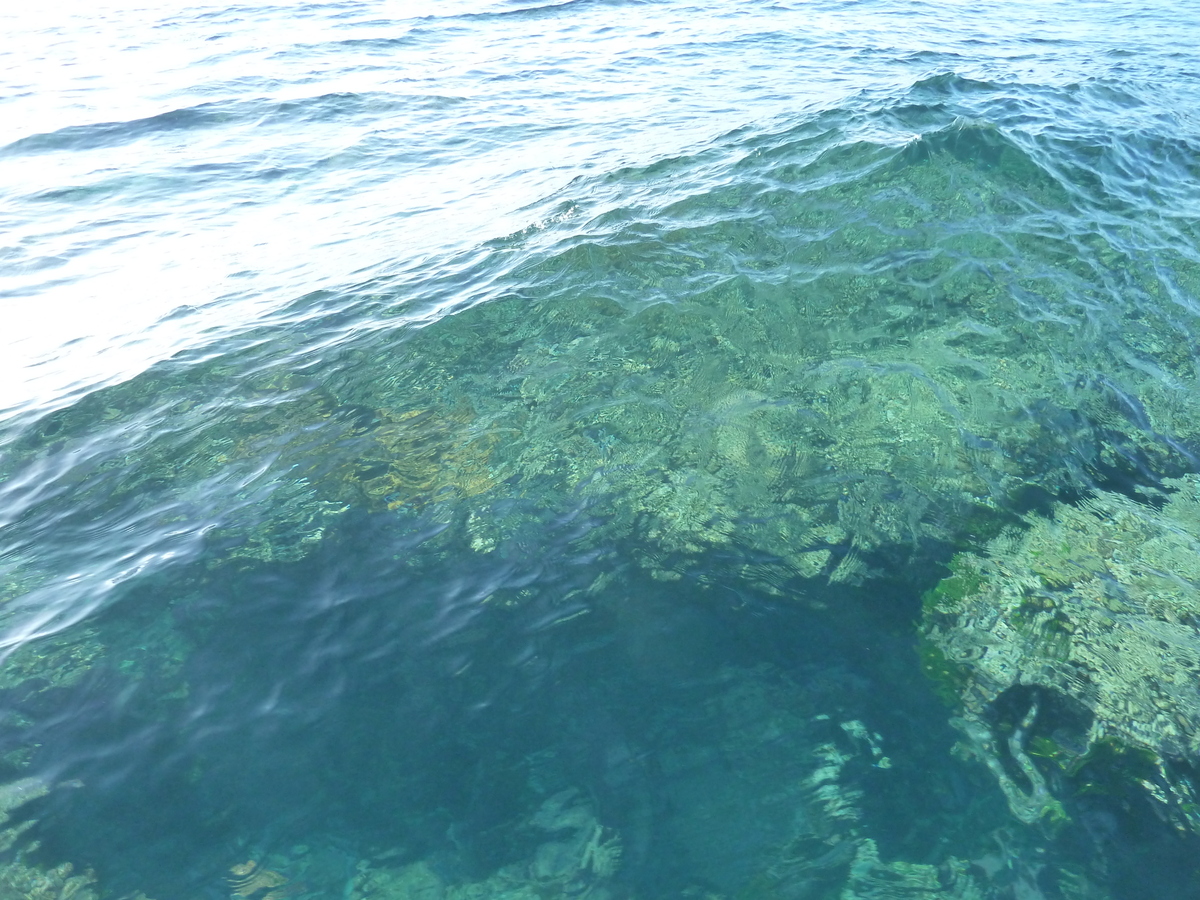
[3,0,1200,898]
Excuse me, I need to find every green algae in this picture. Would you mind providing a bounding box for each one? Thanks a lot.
[917,639,971,709]
[921,554,987,616]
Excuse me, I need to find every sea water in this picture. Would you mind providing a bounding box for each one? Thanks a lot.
[2,1,1200,898]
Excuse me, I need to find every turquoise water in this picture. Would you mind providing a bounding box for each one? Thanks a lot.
[3,1,1200,898]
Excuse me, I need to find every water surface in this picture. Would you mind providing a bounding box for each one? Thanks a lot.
[3,1,1200,898]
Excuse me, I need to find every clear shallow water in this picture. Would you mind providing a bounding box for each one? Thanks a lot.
[3,1,1200,898]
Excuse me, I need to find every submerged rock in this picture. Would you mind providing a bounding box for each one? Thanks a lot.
[0,777,98,900]
[0,776,48,821]
[921,474,1200,829]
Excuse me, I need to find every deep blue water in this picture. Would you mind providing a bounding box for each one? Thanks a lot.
[3,2,1200,898]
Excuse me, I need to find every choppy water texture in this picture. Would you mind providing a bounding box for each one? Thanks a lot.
[4,1,1200,898]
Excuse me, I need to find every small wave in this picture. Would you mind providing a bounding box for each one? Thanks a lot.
[430,0,652,23]
[0,90,461,158]
[0,102,243,157]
